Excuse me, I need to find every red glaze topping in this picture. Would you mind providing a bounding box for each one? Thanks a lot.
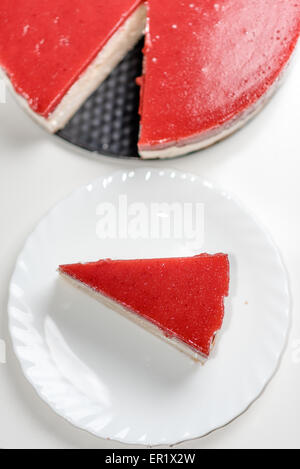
[0,0,142,117]
[139,0,300,149]
[60,254,230,358]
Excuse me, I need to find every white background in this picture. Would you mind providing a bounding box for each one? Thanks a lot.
[0,47,300,449]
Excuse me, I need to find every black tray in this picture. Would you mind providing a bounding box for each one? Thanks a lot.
[57,40,144,159]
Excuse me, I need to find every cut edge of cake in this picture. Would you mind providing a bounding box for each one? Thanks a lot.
[1,3,147,133]
[58,267,224,363]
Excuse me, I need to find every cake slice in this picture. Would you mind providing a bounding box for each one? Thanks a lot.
[138,0,300,158]
[0,0,146,132]
[59,254,230,362]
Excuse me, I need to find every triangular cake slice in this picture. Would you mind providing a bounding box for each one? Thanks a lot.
[138,0,300,158]
[0,0,146,132]
[59,254,230,362]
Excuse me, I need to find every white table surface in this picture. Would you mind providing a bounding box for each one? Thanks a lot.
[0,47,300,449]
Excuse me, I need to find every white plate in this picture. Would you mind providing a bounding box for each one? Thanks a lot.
[8,168,290,446]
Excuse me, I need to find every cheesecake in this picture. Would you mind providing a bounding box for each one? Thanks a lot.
[0,0,146,132]
[59,254,230,362]
[138,0,300,158]
[0,1,299,156]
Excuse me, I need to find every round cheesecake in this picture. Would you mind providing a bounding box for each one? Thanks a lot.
[0,0,299,158]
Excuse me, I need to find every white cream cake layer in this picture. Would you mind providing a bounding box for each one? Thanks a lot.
[2,4,147,133]
[59,270,209,363]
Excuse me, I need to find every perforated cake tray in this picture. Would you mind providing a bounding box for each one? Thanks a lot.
[57,40,144,159]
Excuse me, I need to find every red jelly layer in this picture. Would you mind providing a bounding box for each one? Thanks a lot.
[139,0,300,148]
[0,0,142,117]
[59,254,230,358]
